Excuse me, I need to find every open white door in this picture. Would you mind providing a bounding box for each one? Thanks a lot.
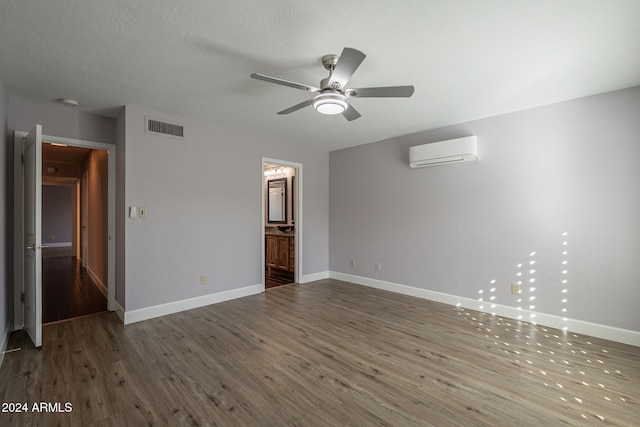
[24,125,43,347]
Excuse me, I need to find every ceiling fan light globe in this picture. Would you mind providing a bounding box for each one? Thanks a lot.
[313,93,348,115]
[315,102,346,115]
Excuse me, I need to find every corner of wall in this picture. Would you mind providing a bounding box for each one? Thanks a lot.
[0,74,11,366]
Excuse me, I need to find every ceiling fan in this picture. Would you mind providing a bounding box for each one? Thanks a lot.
[250,47,414,121]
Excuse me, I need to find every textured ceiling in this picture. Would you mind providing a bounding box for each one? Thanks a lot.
[1,0,639,151]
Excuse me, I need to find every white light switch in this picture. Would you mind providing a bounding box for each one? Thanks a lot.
[129,206,138,218]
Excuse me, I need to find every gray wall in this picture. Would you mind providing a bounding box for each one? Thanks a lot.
[42,185,72,244]
[6,97,330,317]
[8,97,116,144]
[1,76,8,341]
[330,87,640,332]
[122,105,329,311]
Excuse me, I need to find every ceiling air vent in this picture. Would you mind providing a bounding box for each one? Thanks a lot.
[146,117,184,138]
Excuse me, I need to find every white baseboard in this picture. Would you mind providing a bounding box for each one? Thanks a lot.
[123,284,263,325]
[299,271,330,284]
[330,271,640,348]
[87,266,107,298]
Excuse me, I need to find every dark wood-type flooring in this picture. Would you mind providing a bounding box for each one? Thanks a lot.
[43,256,107,324]
[265,268,294,289]
[1,280,638,426]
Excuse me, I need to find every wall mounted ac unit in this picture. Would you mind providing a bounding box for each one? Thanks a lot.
[409,136,478,168]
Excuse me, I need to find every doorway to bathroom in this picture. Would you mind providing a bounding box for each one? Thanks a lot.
[262,158,301,289]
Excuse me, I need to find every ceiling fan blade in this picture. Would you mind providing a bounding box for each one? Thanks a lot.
[327,48,366,89]
[251,73,320,93]
[277,99,314,115]
[347,85,415,98]
[342,105,361,121]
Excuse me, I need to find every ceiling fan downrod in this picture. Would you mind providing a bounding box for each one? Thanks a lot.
[321,54,340,90]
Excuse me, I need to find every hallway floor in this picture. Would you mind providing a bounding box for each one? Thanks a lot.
[42,256,107,323]
[265,268,294,289]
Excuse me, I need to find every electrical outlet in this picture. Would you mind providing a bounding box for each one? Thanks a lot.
[375,262,382,271]
[511,283,521,295]
[200,275,207,285]
[139,207,147,218]
[349,259,355,268]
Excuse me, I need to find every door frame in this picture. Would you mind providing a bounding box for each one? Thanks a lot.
[13,131,117,331]
[81,170,89,268]
[262,158,302,289]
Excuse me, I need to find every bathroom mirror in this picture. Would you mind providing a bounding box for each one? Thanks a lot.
[267,178,287,224]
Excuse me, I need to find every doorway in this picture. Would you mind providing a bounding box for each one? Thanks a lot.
[262,158,302,289]
[13,127,116,347]
[41,144,108,323]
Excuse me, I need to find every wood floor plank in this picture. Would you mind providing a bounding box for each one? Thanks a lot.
[1,279,638,426]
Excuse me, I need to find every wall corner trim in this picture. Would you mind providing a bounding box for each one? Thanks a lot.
[122,284,263,325]
[329,271,640,348]
[114,301,125,323]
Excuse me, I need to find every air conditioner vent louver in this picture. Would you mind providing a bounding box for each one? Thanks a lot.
[409,136,478,168]
[147,118,184,138]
